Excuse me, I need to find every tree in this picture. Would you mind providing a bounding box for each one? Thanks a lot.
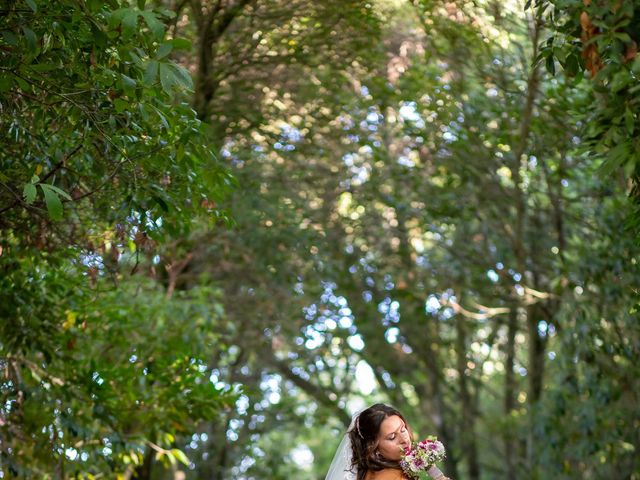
[536,0,640,232]
[1,0,235,477]
[3,0,639,478]
[160,0,640,478]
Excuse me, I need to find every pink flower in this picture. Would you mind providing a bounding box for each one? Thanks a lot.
[400,437,446,479]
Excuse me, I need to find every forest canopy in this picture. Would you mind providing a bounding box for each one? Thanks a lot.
[1,0,638,479]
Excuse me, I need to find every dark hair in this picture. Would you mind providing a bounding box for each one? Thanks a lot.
[348,404,413,480]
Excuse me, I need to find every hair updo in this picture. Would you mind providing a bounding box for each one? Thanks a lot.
[348,403,413,480]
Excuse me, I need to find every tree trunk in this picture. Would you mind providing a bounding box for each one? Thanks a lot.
[455,314,480,480]
[504,307,518,480]
[509,6,543,475]
[191,0,253,121]
[395,212,459,478]
[194,21,215,121]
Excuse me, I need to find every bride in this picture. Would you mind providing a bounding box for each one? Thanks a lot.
[325,403,451,480]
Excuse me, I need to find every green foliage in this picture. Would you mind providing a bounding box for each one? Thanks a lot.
[539,210,640,476]
[2,0,639,478]
[0,0,236,477]
[175,1,640,478]
[1,245,235,476]
[0,0,232,234]
[535,0,640,222]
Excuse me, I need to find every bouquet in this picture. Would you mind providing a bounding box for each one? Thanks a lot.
[400,437,447,480]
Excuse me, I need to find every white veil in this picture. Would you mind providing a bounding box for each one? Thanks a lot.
[325,414,358,480]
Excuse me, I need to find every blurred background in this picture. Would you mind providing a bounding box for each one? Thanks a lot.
[1,0,639,478]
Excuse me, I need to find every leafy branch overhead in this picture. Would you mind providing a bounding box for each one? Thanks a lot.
[1,0,226,230]
[533,0,640,209]
[23,174,72,220]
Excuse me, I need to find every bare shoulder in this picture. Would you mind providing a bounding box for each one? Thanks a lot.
[367,469,406,480]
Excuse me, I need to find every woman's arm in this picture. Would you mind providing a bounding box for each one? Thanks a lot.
[427,465,452,480]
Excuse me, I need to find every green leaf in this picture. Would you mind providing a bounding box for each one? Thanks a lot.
[141,11,165,40]
[154,107,170,129]
[22,27,37,53]
[114,98,129,113]
[122,10,139,40]
[144,60,159,86]
[154,196,169,212]
[157,42,173,60]
[171,449,189,466]
[129,51,143,66]
[159,62,176,93]
[570,70,584,86]
[121,73,137,92]
[613,32,632,43]
[597,142,630,177]
[625,107,635,134]
[138,103,150,121]
[2,30,18,46]
[42,183,72,201]
[171,38,192,51]
[545,55,556,76]
[610,71,631,93]
[23,183,37,204]
[109,7,128,29]
[25,0,37,12]
[563,54,579,77]
[40,184,64,220]
[171,64,193,90]
[624,155,636,178]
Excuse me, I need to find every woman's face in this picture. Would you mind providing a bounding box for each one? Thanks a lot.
[376,415,410,461]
